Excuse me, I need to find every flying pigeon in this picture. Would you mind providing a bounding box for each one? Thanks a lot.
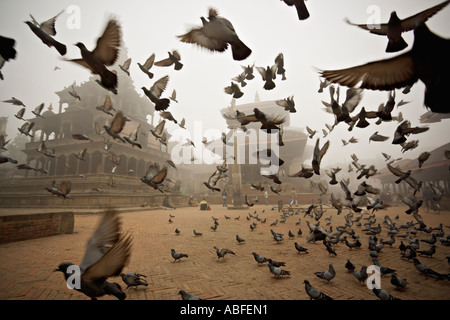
[54,210,132,300]
[178,8,252,61]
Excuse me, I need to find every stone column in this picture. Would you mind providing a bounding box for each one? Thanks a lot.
[228,133,245,210]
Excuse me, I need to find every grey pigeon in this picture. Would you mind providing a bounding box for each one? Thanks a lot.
[140,162,168,193]
[25,11,66,55]
[119,57,131,76]
[68,18,121,93]
[137,53,155,79]
[154,50,183,70]
[178,8,252,61]
[314,264,336,284]
[412,258,449,280]
[193,229,203,236]
[373,284,401,300]
[214,246,235,260]
[390,273,408,290]
[252,252,268,265]
[320,23,450,113]
[142,75,171,111]
[294,242,308,254]
[171,248,188,262]
[54,210,132,300]
[179,289,201,300]
[345,259,355,273]
[120,272,148,289]
[304,280,333,300]
[352,266,368,286]
[345,1,450,52]
[236,234,245,244]
[267,262,290,277]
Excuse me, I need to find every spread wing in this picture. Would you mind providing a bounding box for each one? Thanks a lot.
[150,166,168,184]
[387,163,405,177]
[399,1,450,32]
[150,75,169,98]
[319,53,418,91]
[110,111,126,133]
[92,18,122,66]
[38,10,64,36]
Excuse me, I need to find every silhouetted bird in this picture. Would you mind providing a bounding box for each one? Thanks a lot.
[54,210,132,300]
[281,0,310,20]
[312,138,330,175]
[320,23,450,113]
[119,57,131,76]
[103,111,126,143]
[345,1,450,52]
[178,8,251,61]
[142,75,170,111]
[224,82,244,98]
[276,96,296,113]
[25,11,66,55]
[137,53,155,79]
[154,50,183,70]
[68,18,121,94]
[257,65,277,90]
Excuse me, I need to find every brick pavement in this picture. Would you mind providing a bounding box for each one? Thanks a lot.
[0,203,449,300]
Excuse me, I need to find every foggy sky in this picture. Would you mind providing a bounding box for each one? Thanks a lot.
[0,0,449,169]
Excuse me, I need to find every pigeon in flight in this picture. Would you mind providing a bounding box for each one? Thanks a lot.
[123,125,142,149]
[119,57,132,76]
[25,10,66,55]
[96,95,115,116]
[312,138,330,175]
[141,162,168,192]
[14,107,26,121]
[18,122,34,137]
[68,18,122,94]
[0,35,17,79]
[224,82,244,99]
[256,65,277,90]
[320,23,450,113]
[154,50,183,70]
[103,111,127,143]
[345,1,450,52]
[274,53,287,80]
[281,0,310,20]
[178,8,252,61]
[142,75,171,111]
[137,53,155,79]
[54,210,132,300]
[3,97,26,108]
[275,96,296,113]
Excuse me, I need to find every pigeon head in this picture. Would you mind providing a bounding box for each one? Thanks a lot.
[54,262,76,280]
[74,42,86,50]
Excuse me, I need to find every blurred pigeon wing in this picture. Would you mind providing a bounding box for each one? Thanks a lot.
[39,10,63,36]
[399,1,450,32]
[80,210,122,272]
[320,54,418,91]
[91,19,122,66]
[150,75,169,98]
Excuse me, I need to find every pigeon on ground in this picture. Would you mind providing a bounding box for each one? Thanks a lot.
[320,23,450,113]
[171,249,188,262]
[179,289,201,300]
[120,272,148,289]
[345,259,356,273]
[304,280,333,300]
[352,266,368,285]
[54,210,132,300]
[193,230,203,237]
[178,8,252,61]
[267,263,290,277]
[252,252,269,265]
[25,11,66,55]
[214,246,235,260]
[412,258,449,280]
[390,273,408,291]
[68,18,121,93]
[416,245,437,257]
[314,264,336,284]
[294,242,308,254]
[142,75,170,111]
[154,50,183,70]
[236,234,245,244]
[372,284,401,300]
[345,1,450,52]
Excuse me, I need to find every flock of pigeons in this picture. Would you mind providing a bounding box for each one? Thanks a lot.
[0,1,449,301]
